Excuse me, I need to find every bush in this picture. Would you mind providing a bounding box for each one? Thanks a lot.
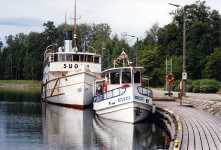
[192,79,220,93]
[172,79,192,92]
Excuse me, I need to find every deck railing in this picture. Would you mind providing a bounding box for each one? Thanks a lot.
[94,87,127,103]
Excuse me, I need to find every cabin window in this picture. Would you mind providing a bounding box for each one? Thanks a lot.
[66,54,73,61]
[60,54,66,61]
[87,55,93,62]
[54,54,58,61]
[73,54,79,61]
[110,72,120,84]
[94,56,100,63]
[134,71,141,83]
[122,70,131,83]
[80,54,86,62]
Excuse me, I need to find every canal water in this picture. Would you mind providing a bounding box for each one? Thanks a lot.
[0,90,170,150]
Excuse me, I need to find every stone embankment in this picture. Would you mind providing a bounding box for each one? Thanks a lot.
[152,89,221,117]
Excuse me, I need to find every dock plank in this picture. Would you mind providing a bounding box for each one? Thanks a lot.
[155,101,221,150]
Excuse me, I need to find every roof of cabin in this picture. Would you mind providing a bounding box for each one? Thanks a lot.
[102,66,144,73]
[47,51,101,57]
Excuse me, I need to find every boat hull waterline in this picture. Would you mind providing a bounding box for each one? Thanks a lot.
[95,100,152,123]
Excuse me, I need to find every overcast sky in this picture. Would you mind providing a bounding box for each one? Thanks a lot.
[0,0,220,44]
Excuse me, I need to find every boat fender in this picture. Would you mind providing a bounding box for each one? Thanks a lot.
[103,81,108,92]
[74,64,78,69]
[141,79,145,86]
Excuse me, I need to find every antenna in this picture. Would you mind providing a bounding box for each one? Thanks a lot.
[73,0,77,34]
[73,0,78,51]
[64,12,67,32]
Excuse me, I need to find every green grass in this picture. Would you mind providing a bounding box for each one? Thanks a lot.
[0,80,40,84]
[0,80,41,90]
[0,80,41,102]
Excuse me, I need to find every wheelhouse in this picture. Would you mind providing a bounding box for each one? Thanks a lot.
[102,67,143,85]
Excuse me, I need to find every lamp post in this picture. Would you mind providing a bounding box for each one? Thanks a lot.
[169,3,187,100]
[44,43,57,59]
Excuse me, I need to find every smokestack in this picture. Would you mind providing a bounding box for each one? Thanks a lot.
[64,31,73,52]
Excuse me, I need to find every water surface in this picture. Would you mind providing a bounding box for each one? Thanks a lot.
[0,90,170,150]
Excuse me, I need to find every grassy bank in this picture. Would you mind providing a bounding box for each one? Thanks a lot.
[0,80,41,102]
[0,80,41,89]
[0,80,40,84]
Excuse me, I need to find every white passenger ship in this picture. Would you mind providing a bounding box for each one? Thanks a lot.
[41,1,101,108]
[41,31,101,108]
[93,51,154,123]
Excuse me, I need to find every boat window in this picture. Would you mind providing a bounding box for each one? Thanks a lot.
[87,55,93,62]
[110,71,120,84]
[66,54,73,61]
[134,71,141,83]
[73,54,79,61]
[122,70,131,83]
[80,54,85,62]
[60,54,66,61]
[94,56,100,63]
[54,54,58,61]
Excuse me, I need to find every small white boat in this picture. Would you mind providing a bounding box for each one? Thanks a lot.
[93,51,154,123]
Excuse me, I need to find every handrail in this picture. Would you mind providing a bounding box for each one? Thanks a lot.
[137,86,153,97]
[94,87,127,103]
[44,53,101,64]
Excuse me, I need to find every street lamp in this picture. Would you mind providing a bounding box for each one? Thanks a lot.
[122,33,139,66]
[169,3,187,100]
[44,43,57,59]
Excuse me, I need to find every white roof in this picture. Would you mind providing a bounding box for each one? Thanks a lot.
[47,51,101,57]
[102,66,144,73]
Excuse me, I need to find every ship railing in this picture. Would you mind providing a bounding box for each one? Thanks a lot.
[94,87,127,103]
[137,86,153,97]
[44,53,101,64]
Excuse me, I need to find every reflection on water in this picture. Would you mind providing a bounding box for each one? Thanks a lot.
[43,104,170,150]
[42,104,95,150]
[0,102,43,150]
[0,88,40,102]
[0,90,170,150]
[93,116,170,150]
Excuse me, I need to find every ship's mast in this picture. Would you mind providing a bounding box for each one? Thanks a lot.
[64,12,67,32]
[73,0,78,51]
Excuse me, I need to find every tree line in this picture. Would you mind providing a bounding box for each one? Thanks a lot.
[0,1,221,86]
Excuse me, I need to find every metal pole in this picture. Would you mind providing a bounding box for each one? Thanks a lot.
[183,8,186,96]
[165,57,168,92]
[169,3,187,100]
[136,37,138,66]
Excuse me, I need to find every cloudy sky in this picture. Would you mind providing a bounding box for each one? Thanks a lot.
[0,0,220,43]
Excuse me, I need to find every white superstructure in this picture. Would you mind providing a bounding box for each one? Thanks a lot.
[93,51,154,123]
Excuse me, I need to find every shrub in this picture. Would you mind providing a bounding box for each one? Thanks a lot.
[192,79,220,93]
[172,79,192,92]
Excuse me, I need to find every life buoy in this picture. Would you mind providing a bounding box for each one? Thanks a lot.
[166,74,175,85]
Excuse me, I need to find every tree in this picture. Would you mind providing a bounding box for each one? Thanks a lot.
[139,46,165,86]
[202,48,221,80]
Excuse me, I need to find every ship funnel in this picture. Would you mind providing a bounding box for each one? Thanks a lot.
[64,31,73,52]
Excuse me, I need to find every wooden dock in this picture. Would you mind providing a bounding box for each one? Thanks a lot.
[155,101,221,150]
